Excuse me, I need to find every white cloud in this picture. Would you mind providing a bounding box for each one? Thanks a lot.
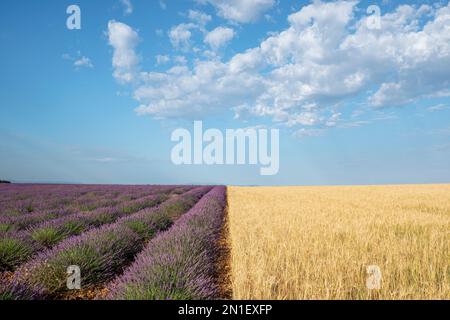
[169,23,196,50]
[169,11,212,50]
[204,27,235,50]
[74,56,94,69]
[342,3,450,108]
[338,120,371,129]
[63,53,93,70]
[156,55,170,65]
[120,0,133,16]
[107,20,140,83]
[109,1,450,132]
[174,56,188,65]
[294,128,325,138]
[188,10,212,27]
[92,157,121,163]
[197,0,276,23]
[159,0,167,10]
[134,59,265,118]
[428,104,449,112]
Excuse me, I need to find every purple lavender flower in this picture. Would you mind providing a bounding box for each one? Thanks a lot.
[4,186,211,298]
[0,278,45,300]
[106,186,226,300]
[0,193,170,271]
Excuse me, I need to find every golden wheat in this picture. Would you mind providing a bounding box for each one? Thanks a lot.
[227,185,450,300]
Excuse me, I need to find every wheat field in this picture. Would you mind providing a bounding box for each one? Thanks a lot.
[227,185,450,300]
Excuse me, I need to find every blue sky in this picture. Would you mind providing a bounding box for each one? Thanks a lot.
[0,0,449,185]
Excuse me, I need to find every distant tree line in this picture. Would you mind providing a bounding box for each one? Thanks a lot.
[0,180,11,184]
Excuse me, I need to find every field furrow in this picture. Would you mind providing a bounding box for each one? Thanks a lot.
[0,192,172,272]
[0,186,196,235]
[0,186,211,299]
[106,186,227,300]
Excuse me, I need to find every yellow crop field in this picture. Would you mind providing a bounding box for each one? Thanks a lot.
[227,185,450,300]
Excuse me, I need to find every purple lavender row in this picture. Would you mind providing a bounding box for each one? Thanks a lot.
[0,208,75,235]
[0,185,121,212]
[0,185,193,272]
[0,184,178,213]
[0,192,171,272]
[1,190,126,234]
[0,185,193,266]
[0,186,181,234]
[106,186,226,300]
[0,186,212,299]
[0,196,117,233]
[0,185,178,216]
[0,186,188,217]
[0,184,185,198]
[0,183,164,199]
[0,185,186,216]
[0,278,39,300]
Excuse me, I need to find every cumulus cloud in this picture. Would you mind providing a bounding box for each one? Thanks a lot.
[74,56,94,69]
[134,60,264,118]
[169,11,212,50]
[120,0,133,16]
[196,0,275,23]
[109,1,450,132]
[156,55,170,65]
[174,56,188,65]
[204,27,235,50]
[107,20,140,83]
[63,53,94,70]
[188,9,212,27]
[168,23,196,50]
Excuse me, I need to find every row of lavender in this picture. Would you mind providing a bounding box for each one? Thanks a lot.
[0,193,167,271]
[0,186,194,272]
[0,184,184,216]
[0,186,190,234]
[0,185,219,299]
[0,188,162,232]
[107,186,227,300]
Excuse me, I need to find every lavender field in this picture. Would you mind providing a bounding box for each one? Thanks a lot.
[0,184,227,300]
